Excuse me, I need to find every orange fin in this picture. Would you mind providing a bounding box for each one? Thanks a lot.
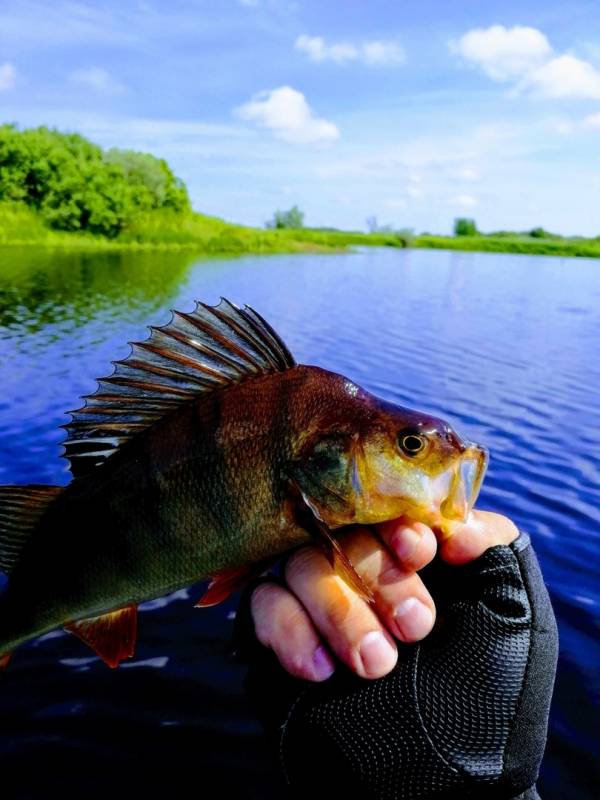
[0,651,12,671]
[65,604,137,668]
[306,514,374,603]
[196,559,275,607]
[291,482,374,603]
[323,527,375,603]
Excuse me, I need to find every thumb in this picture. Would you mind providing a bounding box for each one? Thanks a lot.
[439,509,519,565]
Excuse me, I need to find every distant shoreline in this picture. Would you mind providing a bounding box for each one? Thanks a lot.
[414,234,600,259]
[1,204,599,259]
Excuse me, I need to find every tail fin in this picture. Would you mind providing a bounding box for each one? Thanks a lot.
[0,485,62,578]
[0,485,62,671]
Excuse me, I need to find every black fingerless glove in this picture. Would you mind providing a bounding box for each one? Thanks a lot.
[234,533,558,800]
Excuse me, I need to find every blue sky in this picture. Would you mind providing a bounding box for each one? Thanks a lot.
[2,0,600,234]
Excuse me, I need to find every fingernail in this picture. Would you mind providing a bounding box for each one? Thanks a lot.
[392,526,421,560]
[394,597,434,641]
[311,645,335,681]
[359,631,397,677]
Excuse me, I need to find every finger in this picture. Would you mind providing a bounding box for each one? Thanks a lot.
[440,510,519,565]
[251,581,335,682]
[376,517,438,572]
[285,546,398,679]
[342,528,436,643]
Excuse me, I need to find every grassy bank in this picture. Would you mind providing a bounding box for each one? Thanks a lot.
[3,201,599,260]
[0,203,408,254]
[414,233,600,259]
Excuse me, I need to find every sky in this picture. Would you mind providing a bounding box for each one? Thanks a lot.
[2,0,600,234]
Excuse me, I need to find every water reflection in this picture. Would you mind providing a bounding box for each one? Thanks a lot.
[0,249,199,331]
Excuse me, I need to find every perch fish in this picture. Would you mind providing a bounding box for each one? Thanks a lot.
[0,299,487,668]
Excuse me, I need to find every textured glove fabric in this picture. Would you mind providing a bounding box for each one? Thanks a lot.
[235,534,558,800]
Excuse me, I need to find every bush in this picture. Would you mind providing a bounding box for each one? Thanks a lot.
[454,217,478,236]
[266,205,304,229]
[528,226,561,239]
[0,125,190,237]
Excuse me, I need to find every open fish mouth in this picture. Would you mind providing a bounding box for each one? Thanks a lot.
[440,443,489,523]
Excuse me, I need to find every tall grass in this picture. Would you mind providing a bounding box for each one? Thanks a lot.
[4,202,597,259]
[0,203,410,254]
[415,234,600,259]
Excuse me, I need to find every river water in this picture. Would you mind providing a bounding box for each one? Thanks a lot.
[0,246,598,798]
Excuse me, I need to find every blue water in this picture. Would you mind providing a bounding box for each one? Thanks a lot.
[0,246,598,798]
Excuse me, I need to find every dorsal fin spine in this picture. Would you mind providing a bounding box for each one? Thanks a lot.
[171,310,253,372]
[237,306,290,371]
[200,298,277,367]
[116,357,212,387]
[135,338,230,382]
[63,298,296,479]
[245,306,296,369]
[149,327,238,382]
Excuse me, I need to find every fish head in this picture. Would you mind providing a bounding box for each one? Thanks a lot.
[292,390,488,536]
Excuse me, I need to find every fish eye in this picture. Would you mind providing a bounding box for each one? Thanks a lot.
[398,431,427,457]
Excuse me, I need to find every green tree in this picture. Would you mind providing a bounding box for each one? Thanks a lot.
[0,125,190,237]
[266,205,305,229]
[454,217,478,236]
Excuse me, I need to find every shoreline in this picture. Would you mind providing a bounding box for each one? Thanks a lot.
[1,206,598,259]
[414,234,600,259]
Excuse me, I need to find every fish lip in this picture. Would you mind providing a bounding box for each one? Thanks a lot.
[440,443,488,522]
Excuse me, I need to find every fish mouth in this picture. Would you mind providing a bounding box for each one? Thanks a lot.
[440,443,489,523]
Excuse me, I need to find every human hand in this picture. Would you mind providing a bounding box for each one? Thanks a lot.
[249,510,518,681]
[236,517,557,800]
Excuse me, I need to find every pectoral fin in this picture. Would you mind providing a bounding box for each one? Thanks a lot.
[290,481,374,603]
[65,605,138,668]
[196,557,277,607]
[0,652,12,671]
[311,518,375,604]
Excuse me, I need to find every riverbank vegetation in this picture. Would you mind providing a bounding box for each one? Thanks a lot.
[1,126,599,258]
[0,126,407,253]
[414,218,600,259]
[0,200,408,252]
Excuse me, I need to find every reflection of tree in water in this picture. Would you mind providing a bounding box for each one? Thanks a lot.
[0,249,200,332]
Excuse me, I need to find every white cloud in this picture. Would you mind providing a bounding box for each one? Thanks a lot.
[238,0,259,6]
[451,25,551,81]
[521,55,600,99]
[69,67,126,95]
[295,35,405,66]
[452,24,600,101]
[0,62,16,91]
[454,194,478,208]
[451,166,481,182]
[235,86,340,145]
[582,112,600,129]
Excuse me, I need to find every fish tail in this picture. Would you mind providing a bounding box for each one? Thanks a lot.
[0,484,63,669]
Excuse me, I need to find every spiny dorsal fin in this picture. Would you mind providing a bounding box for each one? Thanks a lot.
[63,298,295,478]
[0,485,63,575]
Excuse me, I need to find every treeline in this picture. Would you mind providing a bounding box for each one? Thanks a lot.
[452,217,596,241]
[0,125,190,238]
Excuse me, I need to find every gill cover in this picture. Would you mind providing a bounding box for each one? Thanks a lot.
[289,433,359,529]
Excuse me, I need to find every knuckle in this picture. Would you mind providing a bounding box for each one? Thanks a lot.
[250,583,285,646]
[284,545,321,586]
[324,599,367,643]
[377,560,406,586]
[277,605,312,642]
[411,522,432,538]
